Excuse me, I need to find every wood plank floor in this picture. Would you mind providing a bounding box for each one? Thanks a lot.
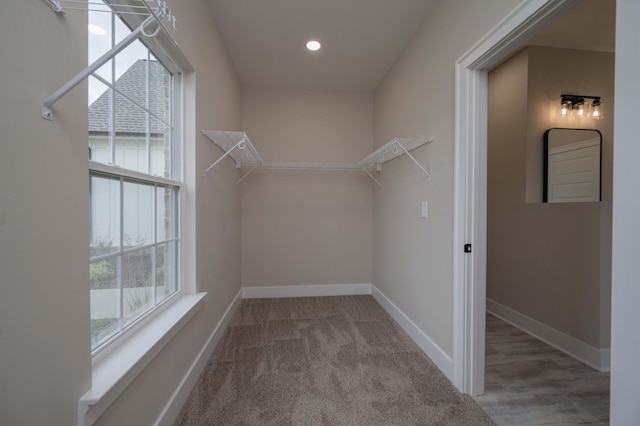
[474,314,610,425]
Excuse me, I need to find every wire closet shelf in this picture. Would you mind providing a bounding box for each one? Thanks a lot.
[201,130,433,186]
[42,0,178,120]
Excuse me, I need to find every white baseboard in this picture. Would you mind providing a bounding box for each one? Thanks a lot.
[486,298,610,372]
[242,283,372,299]
[372,286,454,381]
[154,289,243,426]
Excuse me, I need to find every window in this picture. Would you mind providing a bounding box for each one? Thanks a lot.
[88,1,181,352]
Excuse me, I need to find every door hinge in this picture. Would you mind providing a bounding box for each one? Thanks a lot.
[464,244,472,253]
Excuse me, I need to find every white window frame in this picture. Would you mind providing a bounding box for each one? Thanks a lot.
[80,3,204,425]
[87,0,185,356]
[89,168,182,353]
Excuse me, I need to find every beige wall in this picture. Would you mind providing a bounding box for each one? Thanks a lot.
[241,88,373,286]
[373,0,522,356]
[487,46,614,348]
[0,0,243,425]
[0,3,91,425]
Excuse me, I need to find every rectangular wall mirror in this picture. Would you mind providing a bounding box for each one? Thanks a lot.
[543,128,602,203]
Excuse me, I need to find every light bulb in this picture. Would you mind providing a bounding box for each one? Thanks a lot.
[577,103,586,118]
[592,103,602,120]
[306,40,321,51]
[560,102,570,118]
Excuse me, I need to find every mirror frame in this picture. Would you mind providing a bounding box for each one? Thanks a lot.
[543,127,602,203]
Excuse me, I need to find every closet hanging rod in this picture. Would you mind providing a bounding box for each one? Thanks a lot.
[260,162,364,171]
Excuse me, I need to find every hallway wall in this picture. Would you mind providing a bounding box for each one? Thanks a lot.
[487,46,614,350]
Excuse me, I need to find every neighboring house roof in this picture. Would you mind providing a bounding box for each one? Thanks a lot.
[89,59,171,135]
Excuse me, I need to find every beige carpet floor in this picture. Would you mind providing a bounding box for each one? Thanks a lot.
[175,295,494,425]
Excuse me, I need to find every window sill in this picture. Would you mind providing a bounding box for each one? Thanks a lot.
[78,292,207,426]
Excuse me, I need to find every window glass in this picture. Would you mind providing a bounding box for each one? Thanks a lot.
[90,175,120,255]
[88,1,113,63]
[156,185,177,241]
[89,176,180,350]
[123,180,154,247]
[156,242,178,301]
[90,256,119,347]
[122,247,154,319]
[114,94,149,173]
[88,1,180,353]
[89,11,174,178]
[150,119,172,177]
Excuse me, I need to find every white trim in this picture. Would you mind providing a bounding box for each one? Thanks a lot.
[79,293,207,426]
[154,289,243,426]
[453,0,580,395]
[242,283,372,299]
[89,161,182,188]
[487,298,610,372]
[372,286,454,381]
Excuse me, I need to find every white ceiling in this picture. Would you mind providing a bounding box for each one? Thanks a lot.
[207,0,438,92]
[207,0,615,93]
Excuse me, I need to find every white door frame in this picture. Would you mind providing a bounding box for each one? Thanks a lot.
[452,0,580,395]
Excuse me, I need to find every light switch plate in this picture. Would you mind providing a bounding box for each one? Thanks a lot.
[421,201,428,218]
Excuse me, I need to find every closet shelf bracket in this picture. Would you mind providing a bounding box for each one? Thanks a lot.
[361,167,382,187]
[358,137,433,184]
[236,167,258,184]
[201,130,263,175]
[394,138,432,179]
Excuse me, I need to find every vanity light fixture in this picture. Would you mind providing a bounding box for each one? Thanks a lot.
[559,94,602,120]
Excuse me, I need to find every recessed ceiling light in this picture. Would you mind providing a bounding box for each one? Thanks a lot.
[88,24,107,36]
[306,40,321,51]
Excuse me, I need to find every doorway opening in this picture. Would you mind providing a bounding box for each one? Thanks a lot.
[453,0,613,403]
